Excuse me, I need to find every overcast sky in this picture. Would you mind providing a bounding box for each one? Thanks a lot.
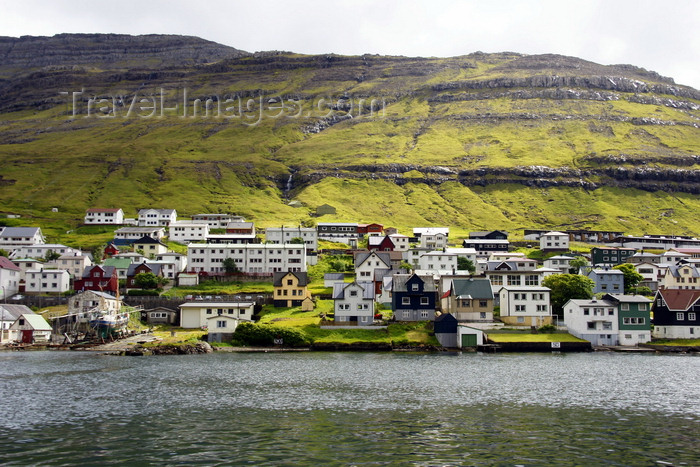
[2,0,699,89]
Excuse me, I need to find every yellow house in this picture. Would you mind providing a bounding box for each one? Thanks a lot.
[273,271,311,307]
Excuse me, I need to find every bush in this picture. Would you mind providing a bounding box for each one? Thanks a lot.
[127,289,161,296]
[537,324,557,333]
[233,322,311,347]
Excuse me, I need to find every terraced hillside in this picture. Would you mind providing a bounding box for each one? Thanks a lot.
[0,34,699,239]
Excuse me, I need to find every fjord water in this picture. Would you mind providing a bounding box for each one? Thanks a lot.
[1,351,698,466]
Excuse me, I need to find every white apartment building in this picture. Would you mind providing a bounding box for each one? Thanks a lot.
[540,231,570,251]
[114,227,166,241]
[0,227,45,250]
[84,208,124,225]
[25,269,71,294]
[191,214,240,229]
[168,221,210,243]
[187,244,307,274]
[49,253,92,277]
[138,209,177,227]
[417,251,458,275]
[9,244,80,260]
[265,226,318,251]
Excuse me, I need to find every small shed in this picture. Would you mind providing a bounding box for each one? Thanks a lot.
[10,313,52,344]
[142,307,178,325]
[301,296,315,312]
[457,325,485,348]
[434,313,459,348]
[316,204,336,216]
[206,315,241,343]
[178,273,199,287]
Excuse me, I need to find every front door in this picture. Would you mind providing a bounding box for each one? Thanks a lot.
[21,330,33,344]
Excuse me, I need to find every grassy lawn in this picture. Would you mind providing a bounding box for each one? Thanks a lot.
[149,326,207,344]
[163,280,274,297]
[647,339,700,347]
[487,332,587,343]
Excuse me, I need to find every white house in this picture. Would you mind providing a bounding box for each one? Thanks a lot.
[191,214,239,229]
[114,227,166,241]
[0,227,45,250]
[498,286,552,327]
[417,251,458,275]
[48,253,92,278]
[540,231,569,251]
[543,255,574,273]
[187,244,306,274]
[388,234,410,251]
[445,247,478,268]
[10,313,52,343]
[0,256,21,300]
[138,208,177,227]
[84,208,124,225]
[354,251,392,282]
[0,304,34,343]
[265,226,318,251]
[11,258,43,282]
[25,269,71,294]
[563,298,619,346]
[168,221,210,243]
[179,302,255,329]
[420,232,448,250]
[154,252,188,274]
[9,244,79,260]
[332,281,375,325]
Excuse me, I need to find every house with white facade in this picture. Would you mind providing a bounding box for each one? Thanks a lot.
[0,304,34,343]
[84,208,124,225]
[563,298,619,346]
[25,269,71,294]
[498,286,552,327]
[265,226,318,251]
[11,258,43,282]
[388,234,410,251]
[631,261,667,292]
[419,232,449,250]
[417,250,458,275]
[187,244,306,274]
[540,231,569,251]
[114,227,166,241]
[138,209,177,227]
[179,301,254,329]
[9,313,52,343]
[0,257,21,300]
[9,244,80,261]
[332,281,375,325]
[154,252,188,275]
[543,255,575,274]
[0,227,45,251]
[168,221,210,243]
[191,214,239,229]
[49,253,92,278]
[354,251,392,283]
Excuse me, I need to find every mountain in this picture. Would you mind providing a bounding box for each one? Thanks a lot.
[0,33,698,241]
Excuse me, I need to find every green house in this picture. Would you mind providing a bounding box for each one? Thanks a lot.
[603,293,652,346]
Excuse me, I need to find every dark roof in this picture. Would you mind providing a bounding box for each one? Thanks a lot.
[451,278,494,299]
[657,289,700,311]
[0,304,35,320]
[127,262,163,276]
[332,281,374,300]
[354,251,392,268]
[273,271,309,286]
[392,274,436,293]
[134,235,165,245]
[82,265,116,277]
[0,227,40,238]
[0,256,20,271]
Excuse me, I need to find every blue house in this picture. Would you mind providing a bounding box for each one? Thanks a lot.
[586,268,624,294]
[391,273,436,321]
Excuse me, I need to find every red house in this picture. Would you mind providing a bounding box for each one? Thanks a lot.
[74,265,119,294]
[358,223,384,236]
[368,235,396,252]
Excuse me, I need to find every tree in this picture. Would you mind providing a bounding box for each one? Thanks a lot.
[542,274,595,317]
[223,257,239,274]
[613,263,643,293]
[568,256,588,273]
[0,249,8,257]
[134,272,160,289]
[457,257,475,273]
[289,237,305,244]
[92,244,105,264]
[44,249,61,262]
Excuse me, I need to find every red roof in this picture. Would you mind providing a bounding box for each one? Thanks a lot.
[659,289,700,311]
[0,257,21,271]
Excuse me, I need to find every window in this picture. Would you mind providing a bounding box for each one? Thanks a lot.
[603,322,612,330]
[402,310,410,318]
[689,313,696,321]
[638,303,648,311]
[287,279,293,285]
[515,305,526,312]
[587,322,596,330]
[621,303,629,311]
[608,309,614,316]
[677,313,684,321]
[583,308,590,315]
[216,320,227,328]
[350,290,358,297]
[525,275,539,286]
[411,283,419,291]
[536,304,547,312]
[479,300,488,308]
[420,310,429,318]
[420,297,429,305]
[402,297,411,305]
[491,276,503,286]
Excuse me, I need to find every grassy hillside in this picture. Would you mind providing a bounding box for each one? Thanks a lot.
[0,38,699,242]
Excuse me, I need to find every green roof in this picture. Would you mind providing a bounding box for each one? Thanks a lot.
[452,278,494,300]
[103,258,132,268]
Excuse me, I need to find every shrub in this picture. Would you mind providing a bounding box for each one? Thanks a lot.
[233,322,311,347]
[127,289,160,296]
[537,324,557,333]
